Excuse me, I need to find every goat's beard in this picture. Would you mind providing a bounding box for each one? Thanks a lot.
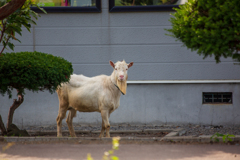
[116,75,127,95]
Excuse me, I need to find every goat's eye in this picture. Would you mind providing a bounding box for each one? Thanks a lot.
[126,69,128,70]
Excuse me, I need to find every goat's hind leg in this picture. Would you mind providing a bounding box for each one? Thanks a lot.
[66,108,77,137]
[56,103,68,137]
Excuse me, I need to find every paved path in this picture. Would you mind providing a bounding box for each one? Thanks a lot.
[0,143,240,160]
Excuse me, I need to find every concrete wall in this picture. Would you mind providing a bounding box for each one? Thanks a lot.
[1,0,240,128]
[1,83,240,127]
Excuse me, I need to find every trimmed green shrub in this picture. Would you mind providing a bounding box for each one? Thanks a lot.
[166,0,240,63]
[0,51,73,98]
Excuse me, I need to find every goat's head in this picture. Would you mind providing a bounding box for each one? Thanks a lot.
[110,60,133,95]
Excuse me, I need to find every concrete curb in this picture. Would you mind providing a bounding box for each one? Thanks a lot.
[27,129,172,136]
[1,129,239,144]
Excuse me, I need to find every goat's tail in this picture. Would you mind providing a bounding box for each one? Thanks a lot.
[56,83,64,92]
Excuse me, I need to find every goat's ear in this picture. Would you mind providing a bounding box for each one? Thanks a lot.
[128,62,134,68]
[109,61,115,68]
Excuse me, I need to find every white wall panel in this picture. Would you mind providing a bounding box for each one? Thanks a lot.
[109,12,172,27]
[36,13,103,27]
[12,28,33,46]
[35,45,233,64]
[34,27,176,45]
[71,63,240,80]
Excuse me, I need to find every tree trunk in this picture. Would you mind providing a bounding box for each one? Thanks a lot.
[7,94,24,131]
[0,115,7,135]
[131,0,135,6]
[0,0,26,20]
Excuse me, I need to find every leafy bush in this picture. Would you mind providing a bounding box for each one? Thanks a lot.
[166,0,240,63]
[211,132,235,143]
[0,51,73,98]
[0,0,46,54]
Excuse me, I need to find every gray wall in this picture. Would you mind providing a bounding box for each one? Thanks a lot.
[1,83,240,127]
[11,0,240,80]
[1,0,240,128]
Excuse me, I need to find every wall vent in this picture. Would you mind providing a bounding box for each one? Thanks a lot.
[202,92,232,104]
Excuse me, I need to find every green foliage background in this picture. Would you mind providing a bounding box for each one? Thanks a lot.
[166,0,240,63]
[0,51,73,98]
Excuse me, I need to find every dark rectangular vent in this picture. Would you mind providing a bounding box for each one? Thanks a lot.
[203,92,232,104]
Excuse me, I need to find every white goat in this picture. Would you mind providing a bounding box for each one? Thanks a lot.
[56,60,133,138]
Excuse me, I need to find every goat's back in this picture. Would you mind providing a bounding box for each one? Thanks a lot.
[68,74,91,87]
[57,74,118,112]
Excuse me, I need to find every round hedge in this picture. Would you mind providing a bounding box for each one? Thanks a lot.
[166,0,240,63]
[0,51,73,98]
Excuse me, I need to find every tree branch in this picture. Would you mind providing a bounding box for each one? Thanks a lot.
[0,35,10,55]
[0,20,5,43]
[0,0,26,20]
[0,115,7,135]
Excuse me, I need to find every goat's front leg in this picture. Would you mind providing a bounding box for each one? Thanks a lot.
[99,119,105,138]
[100,110,110,138]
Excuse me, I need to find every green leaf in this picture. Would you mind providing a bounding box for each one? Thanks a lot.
[0,1,6,7]
[222,135,226,142]
[228,135,235,138]
[3,41,6,47]
[216,133,224,137]
[214,138,220,142]
[36,5,47,14]
[25,18,37,25]
[14,38,21,43]
[111,156,119,160]
[29,10,39,19]
[7,42,14,50]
